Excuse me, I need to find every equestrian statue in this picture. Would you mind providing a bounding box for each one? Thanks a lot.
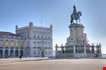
[71,5,82,23]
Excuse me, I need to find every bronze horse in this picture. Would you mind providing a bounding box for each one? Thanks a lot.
[71,5,82,23]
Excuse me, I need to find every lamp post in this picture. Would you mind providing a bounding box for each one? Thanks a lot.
[41,39,44,57]
[19,37,25,59]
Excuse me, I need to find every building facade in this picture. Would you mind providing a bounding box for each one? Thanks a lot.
[16,22,53,57]
[55,5,101,58]
[0,32,22,58]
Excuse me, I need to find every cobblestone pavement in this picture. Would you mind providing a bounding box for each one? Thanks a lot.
[0,59,106,70]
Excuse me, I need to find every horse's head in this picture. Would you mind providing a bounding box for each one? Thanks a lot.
[77,11,82,16]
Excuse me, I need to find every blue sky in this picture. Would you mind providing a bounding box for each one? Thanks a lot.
[0,0,106,53]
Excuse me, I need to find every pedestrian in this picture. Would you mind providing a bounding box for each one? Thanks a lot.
[19,55,22,59]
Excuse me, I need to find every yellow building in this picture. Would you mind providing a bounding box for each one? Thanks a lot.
[0,32,23,58]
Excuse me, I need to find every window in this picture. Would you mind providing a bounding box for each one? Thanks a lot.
[41,35,43,39]
[33,41,36,45]
[37,35,40,39]
[33,35,36,39]
[34,50,36,55]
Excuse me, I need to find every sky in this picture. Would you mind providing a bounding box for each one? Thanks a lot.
[0,0,106,54]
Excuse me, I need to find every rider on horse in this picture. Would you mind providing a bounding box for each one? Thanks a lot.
[70,5,82,24]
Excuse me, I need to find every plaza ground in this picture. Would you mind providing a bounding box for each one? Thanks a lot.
[0,58,106,70]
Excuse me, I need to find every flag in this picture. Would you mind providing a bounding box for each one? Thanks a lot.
[14,39,16,48]
[0,39,2,47]
[2,39,5,48]
[8,39,11,48]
